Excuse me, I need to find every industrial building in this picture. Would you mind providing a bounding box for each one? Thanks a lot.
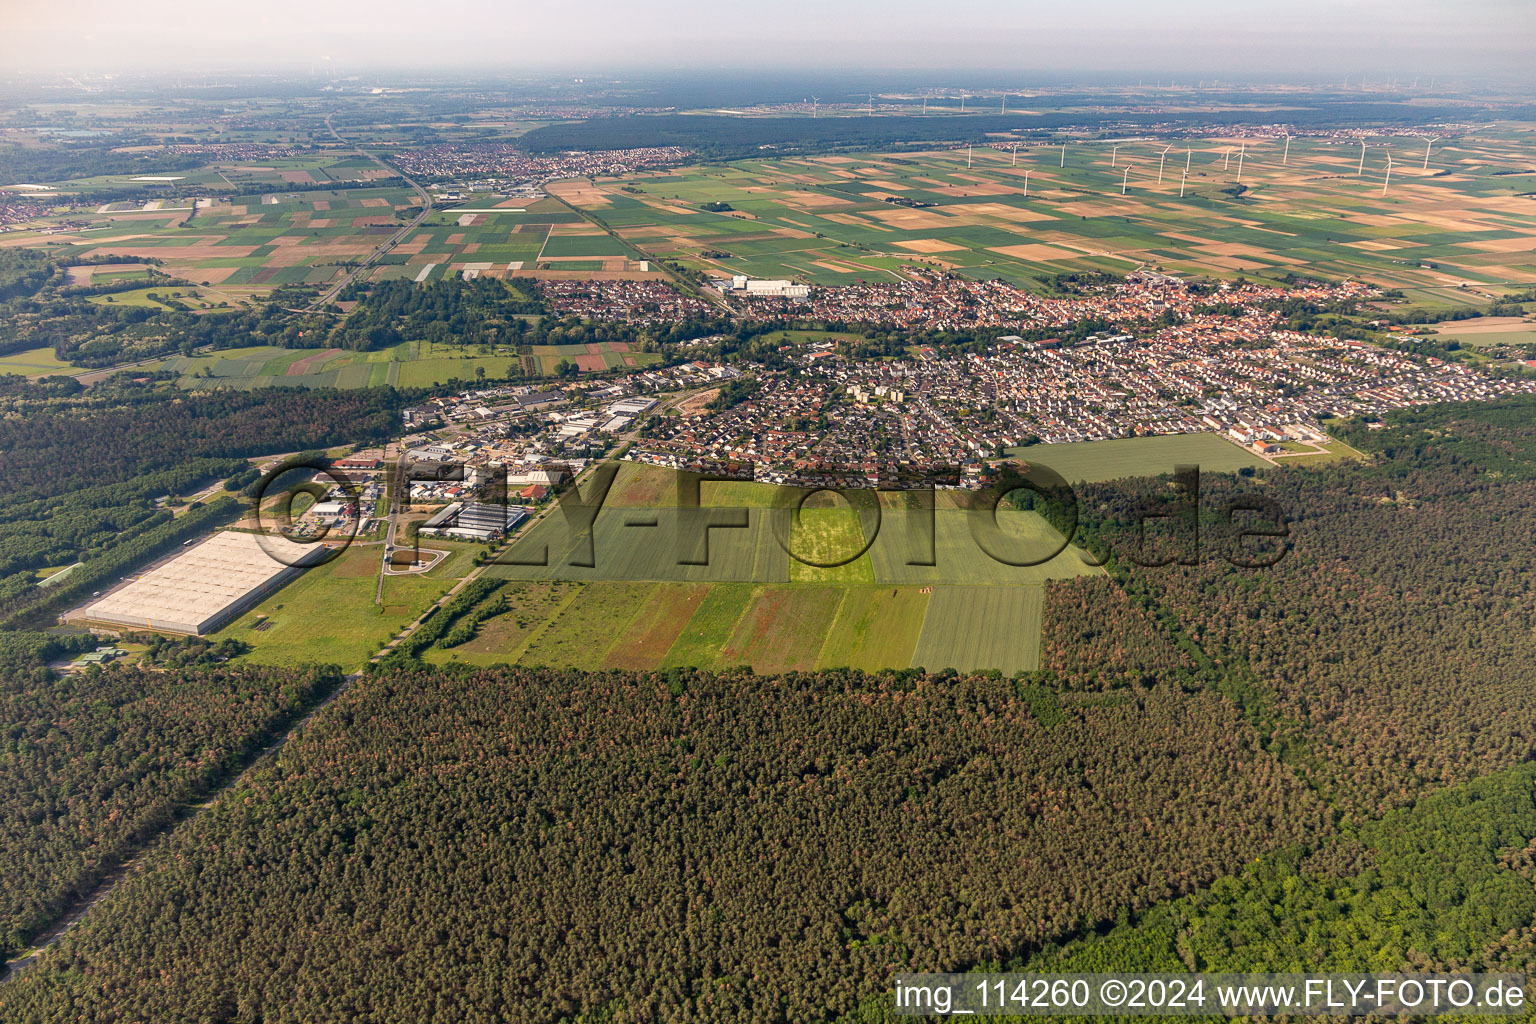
[419,501,530,541]
[79,531,328,635]
[717,275,812,299]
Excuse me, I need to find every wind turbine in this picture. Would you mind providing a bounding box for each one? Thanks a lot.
[1060,142,1066,167]
[1180,168,1188,198]
[960,95,966,112]
[1112,143,1119,168]
[1012,144,1018,167]
[1237,146,1246,182]
[811,96,818,119]
[867,93,874,115]
[1158,145,1171,184]
[1358,140,1367,175]
[1185,148,1192,173]
[1224,148,1231,170]
[1022,168,1030,197]
[1122,165,1132,195]
[1283,134,1291,165]
[967,144,973,168]
[1001,94,1007,115]
[921,93,927,115]
[1382,152,1393,196]
[1422,136,1439,169]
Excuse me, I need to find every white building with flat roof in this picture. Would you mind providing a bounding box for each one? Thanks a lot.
[79,531,328,635]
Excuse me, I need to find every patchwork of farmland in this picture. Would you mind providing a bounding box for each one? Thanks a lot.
[17,186,423,298]
[465,465,1102,672]
[555,135,1536,305]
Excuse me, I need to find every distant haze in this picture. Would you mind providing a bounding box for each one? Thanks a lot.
[4,0,1532,81]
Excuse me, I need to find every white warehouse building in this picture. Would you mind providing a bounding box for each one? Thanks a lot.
[79,531,329,635]
[723,275,811,299]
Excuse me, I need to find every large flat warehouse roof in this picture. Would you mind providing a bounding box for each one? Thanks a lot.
[81,530,327,635]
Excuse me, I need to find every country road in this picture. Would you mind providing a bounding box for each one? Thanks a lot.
[309,112,434,312]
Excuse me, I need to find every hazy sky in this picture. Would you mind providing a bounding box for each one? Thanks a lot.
[3,0,1531,79]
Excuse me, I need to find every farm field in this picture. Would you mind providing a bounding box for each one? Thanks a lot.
[459,476,1101,673]
[13,186,426,300]
[0,346,74,377]
[373,195,659,285]
[427,575,1048,674]
[910,584,1045,674]
[558,134,1536,306]
[217,541,466,670]
[1428,316,1536,348]
[143,337,656,389]
[1010,432,1269,482]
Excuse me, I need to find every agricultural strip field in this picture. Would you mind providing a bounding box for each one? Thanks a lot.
[459,482,1100,673]
[1009,432,1269,482]
[560,134,1536,306]
[430,576,1045,674]
[147,338,656,390]
[910,585,1045,675]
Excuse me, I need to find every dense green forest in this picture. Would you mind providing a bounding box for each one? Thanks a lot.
[0,141,203,187]
[0,664,1320,1022]
[0,386,404,622]
[842,761,1536,1021]
[0,663,342,953]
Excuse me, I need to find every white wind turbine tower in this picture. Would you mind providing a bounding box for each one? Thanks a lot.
[1283,134,1291,165]
[1180,168,1188,198]
[1358,140,1367,175]
[1158,145,1171,183]
[1112,144,1119,167]
[1122,165,1132,195]
[1023,168,1031,197]
[1060,142,1066,167]
[1012,144,1018,167]
[811,96,818,119]
[1422,136,1439,169]
[1382,152,1394,196]
[921,93,927,115]
[961,95,966,112]
[1223,147,1231,170]
[1237,145,1246,182]
[967,144,973,168]
[1185,148,1192,173]
[867,93,874,115]
[1001,94,1007,115]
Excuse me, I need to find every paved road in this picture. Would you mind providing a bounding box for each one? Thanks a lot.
[309,113,433,312]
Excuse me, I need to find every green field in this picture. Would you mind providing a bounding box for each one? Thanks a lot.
[1011,433,1267,482]
[144,337,656,390]
[552,138,1536,305]
[218,541,465,670]
[815,586,931,671]
[659,583,760,669]
[910,585,1045,674]
[0,347,73,377]
[455,470,1102,674]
